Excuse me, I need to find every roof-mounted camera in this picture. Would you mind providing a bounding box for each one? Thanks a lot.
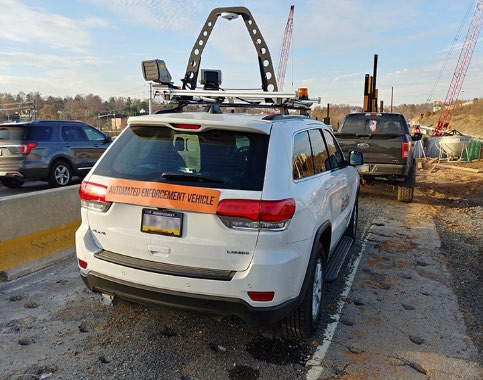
[141,59,173,85]
[200,69,222,90]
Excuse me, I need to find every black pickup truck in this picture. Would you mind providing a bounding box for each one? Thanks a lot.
[335,112,422,202]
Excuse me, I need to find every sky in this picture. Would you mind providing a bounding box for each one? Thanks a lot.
[1,0,482,107]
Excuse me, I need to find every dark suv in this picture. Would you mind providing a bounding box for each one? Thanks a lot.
[0,120,111,188]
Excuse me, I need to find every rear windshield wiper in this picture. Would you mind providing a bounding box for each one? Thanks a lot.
[161,172,224,183]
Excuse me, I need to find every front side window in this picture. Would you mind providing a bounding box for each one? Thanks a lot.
[322,130,345,169]
[62,125,86,142]
[93,125,269,191]
[81,124,107,141]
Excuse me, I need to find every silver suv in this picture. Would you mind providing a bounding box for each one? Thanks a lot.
[0,120,111,188]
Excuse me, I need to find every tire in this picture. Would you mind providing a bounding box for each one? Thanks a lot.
[397,160,415,203]
[48,160,72,187]
[1,178,24,188]
[344,198,358,239]
[282,242,326,339]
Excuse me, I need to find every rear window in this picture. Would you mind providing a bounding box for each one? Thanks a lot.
[93,125,269,191]
[0,125,26,141]
[341,114,406,134]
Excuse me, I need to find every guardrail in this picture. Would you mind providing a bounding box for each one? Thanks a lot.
[0,185,81,281]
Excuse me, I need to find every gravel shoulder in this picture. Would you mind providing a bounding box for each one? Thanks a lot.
[413,159,482,361]
[415,160,483,356]
[351,158,482,363]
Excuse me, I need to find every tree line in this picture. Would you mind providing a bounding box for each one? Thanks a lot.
[0,92,149,129]
[1,91,480,134]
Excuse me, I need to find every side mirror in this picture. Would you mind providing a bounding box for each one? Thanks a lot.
[349,150,364,166]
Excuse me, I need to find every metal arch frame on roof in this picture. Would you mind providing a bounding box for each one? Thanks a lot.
[181,6,278,93]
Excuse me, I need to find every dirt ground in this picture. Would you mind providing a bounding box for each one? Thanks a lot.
[413,158,483,359]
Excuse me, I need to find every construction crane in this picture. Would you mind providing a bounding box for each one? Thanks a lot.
[433,0,483,136]
[276,5,294,91]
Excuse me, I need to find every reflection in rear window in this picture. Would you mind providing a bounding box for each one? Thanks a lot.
[93,125,269,191]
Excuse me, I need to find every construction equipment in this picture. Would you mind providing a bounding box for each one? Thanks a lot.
[433,0,483,136]
[276,5,294,91]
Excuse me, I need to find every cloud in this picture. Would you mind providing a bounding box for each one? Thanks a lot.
[90,0,205,31]
[0,0,107,53]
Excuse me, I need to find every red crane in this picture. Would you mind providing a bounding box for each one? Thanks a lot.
[433,0,483,136]
[277,5,294,91]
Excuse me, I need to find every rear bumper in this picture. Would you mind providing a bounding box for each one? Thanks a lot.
[359,163,409,179]
[81,271,299,325]
[18,164,49,180]
[0,165,48,181]
[0,170,23,178]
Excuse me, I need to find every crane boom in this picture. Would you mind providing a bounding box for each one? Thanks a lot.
[434,0,483,136]
[277,5,294,91]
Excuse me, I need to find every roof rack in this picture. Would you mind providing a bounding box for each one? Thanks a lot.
[153,86,320,114]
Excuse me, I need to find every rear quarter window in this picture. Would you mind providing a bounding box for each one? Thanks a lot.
[25,125,53,141]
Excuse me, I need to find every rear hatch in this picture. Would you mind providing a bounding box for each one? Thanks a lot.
[0,123,26,174]
[336,113,408,165]
[82,114,272,273]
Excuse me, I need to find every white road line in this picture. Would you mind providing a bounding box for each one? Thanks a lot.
[306,226,373,380]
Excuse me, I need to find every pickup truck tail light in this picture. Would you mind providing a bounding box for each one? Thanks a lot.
[79,181,111,212]
[217,198,296,230]
[401,142,410,158]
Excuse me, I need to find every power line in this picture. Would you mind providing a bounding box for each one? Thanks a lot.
[427,0,474,103]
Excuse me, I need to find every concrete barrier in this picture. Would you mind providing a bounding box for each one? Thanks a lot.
[0,185,81,281]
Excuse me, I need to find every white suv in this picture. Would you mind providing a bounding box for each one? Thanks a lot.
[76,96,362,338]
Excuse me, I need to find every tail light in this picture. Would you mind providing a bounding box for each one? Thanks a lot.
[248,291,275,301]
[401,142,410,158]
[79,181,111,212]
[78,259,88,269]
[171,123,201,130]
[20,142,37,155]
[217,198,295,230]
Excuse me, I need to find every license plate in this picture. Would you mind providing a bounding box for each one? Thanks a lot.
[356,164,370,173]
[141,209,183,237]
